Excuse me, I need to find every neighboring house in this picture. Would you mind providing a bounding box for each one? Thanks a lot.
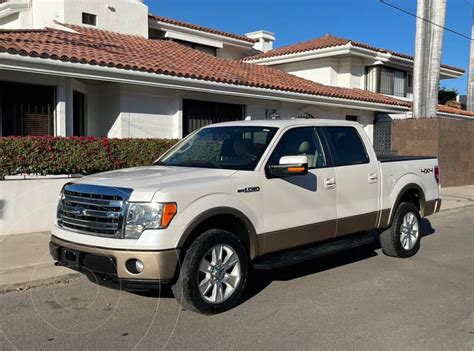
[0,0,471,150]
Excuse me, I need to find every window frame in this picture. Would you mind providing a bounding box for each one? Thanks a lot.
[264,126,332,171]
[365,65,408,98]
[320,126,370,167]
[82,12,97,26]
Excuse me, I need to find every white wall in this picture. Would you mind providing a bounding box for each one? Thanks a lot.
[119,85,180,138]
[273,58,337,86]
[0,177,73,235]
[0,0,149,36]
[273,56,366,89]
[219,44,251,60]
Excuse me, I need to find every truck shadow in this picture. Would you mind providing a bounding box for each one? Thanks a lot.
[129,218,436,304]
[242,245,378,304]
[242,217,435,304]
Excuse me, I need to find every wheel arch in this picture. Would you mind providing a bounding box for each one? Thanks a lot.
[177,207,259,260]
[388,183,426,225]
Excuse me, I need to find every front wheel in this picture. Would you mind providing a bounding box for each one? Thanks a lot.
[171,229,249,314]
[379,202,422,258]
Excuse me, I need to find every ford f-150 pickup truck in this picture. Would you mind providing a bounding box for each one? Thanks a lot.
[50,119,441,314]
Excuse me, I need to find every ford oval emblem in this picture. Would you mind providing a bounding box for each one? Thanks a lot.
[71,206,85,216]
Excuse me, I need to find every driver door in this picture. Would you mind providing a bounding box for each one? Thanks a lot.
[259,126,337,255]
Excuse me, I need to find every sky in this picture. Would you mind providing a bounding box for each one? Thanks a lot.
[147,0,472,95]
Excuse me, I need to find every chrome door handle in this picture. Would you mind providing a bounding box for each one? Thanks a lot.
[368,173,378,183]
[324,178,336,189]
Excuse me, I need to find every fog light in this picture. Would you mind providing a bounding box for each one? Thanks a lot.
[126,259,144,274]
[135,260,144,273]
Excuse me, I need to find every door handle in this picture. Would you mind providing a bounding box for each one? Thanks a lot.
[324,177,336,189]
[368,173,378,183]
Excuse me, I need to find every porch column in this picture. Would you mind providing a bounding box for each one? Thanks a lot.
[55,78,73,136]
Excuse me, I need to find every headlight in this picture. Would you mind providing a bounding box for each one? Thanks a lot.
[124,202,177,239]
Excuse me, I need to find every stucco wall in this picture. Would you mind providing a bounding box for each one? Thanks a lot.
[28,0,148,36]
[391,118,474,187]
[0,177,73,235]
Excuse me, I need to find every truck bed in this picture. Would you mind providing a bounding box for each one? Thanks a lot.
[378,155,437,163]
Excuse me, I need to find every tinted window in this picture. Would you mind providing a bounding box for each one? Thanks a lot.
[268,127,327,169]
[158,126,277,170]
[323,126,369,166]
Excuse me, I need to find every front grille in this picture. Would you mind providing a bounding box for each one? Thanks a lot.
[57,183,133,238]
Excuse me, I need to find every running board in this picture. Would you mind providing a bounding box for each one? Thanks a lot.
[253,232,376,270]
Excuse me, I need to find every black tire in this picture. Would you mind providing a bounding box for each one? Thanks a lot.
[171,229,249,315]
[380,202,422,258]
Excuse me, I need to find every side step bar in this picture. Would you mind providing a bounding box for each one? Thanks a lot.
[253,232,376,270]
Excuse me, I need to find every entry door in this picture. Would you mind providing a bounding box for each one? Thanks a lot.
[321,126,380,237]
[260,126,337,255]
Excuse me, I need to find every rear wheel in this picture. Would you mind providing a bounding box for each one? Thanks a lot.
[171,229,249,314]
[380,202,422,258]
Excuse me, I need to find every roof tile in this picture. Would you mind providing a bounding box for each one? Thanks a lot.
[243,34,464,73]
[0,25,411,108]
[148,14,256,44]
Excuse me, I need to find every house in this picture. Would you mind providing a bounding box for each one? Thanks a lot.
[0,0,471,148]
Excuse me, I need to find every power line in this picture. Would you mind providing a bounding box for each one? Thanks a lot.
[380,0,472,40]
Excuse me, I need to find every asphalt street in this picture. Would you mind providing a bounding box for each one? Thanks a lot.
[1,207,473,350]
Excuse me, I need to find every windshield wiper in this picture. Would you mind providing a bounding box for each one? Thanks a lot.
[175,161,222,169]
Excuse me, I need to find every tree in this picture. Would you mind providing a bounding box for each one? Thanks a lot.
[438,87,458,104]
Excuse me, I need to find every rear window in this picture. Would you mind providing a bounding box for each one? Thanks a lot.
[323,126,369,166]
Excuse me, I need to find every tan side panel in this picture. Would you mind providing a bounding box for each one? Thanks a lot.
[337,212,379,237]
[258,220,336,255]
[378,209,391,229]
[423,199,438,217]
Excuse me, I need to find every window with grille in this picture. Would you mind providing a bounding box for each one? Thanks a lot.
[366,66,407,97]
[82,12,97,26]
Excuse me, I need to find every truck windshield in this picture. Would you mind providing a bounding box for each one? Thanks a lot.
[156,126,278,170]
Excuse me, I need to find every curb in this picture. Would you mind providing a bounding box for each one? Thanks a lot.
[0,272,81,294]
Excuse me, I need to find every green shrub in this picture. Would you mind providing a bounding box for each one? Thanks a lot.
[0,136,178,177]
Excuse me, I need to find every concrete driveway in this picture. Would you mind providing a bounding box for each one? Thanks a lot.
[1,207,473,350]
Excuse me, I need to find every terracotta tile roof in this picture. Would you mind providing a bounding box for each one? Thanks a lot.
[0,25,413,108]
[149,14,256,44]
[437,104,474,117]
[243,34,465,73]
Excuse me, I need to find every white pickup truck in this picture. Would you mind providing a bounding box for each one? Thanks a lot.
[50,119,441,314]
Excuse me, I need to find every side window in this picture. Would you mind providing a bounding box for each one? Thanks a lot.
[268,127,327,168]
[323,126,369,166]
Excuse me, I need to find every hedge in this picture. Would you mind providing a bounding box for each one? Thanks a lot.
[0,136,178,177]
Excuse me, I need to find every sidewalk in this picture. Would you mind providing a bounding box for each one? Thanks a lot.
[1,185,473,293]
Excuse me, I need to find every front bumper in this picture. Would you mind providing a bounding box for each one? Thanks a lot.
[50,236,179,284]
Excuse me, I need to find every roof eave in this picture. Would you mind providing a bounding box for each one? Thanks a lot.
[244,43,464,76]
[148,16,256,47]
[0,53,410,113]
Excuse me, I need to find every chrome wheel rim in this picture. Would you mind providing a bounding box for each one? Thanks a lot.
[400,212,419,250]
[197,244,241,304]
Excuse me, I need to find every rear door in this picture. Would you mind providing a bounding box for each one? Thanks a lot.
[320,125,380,237]
[259,126,337,255]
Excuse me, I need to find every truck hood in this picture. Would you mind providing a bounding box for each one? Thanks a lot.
[72,166,237,201]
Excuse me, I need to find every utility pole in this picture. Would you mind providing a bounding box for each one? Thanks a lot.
[413,0,447,118]
[467,7,474,111]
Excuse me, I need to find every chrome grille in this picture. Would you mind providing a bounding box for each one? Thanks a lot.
[57,183,133,238]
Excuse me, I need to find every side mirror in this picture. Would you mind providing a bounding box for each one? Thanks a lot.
[266,155,308,178]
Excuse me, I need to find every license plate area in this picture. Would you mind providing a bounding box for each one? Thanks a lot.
[60,247,82,267]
